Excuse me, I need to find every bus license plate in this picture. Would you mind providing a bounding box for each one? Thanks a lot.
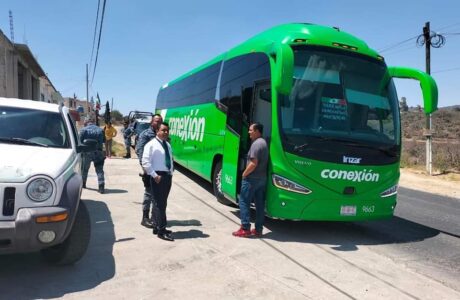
[340,205,356,216]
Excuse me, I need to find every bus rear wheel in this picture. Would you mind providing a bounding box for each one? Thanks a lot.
[212,161,233,206]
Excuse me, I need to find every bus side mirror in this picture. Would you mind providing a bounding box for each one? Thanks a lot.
[274,43,294,95]
[388,66,438,114]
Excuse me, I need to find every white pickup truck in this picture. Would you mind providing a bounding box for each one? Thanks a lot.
[0,98,94,265]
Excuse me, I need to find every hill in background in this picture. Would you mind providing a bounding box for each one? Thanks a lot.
[400,106,460,173]
[402,106,460,140]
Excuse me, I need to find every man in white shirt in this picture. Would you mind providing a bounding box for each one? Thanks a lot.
[142,123,174,241]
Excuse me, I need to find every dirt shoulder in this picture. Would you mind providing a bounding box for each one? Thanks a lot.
[399,168,460,199]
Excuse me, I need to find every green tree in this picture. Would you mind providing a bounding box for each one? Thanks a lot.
[399,97,409,112]
[111,110,123,122]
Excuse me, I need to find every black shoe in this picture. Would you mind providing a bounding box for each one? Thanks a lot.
[157,232,174,241]
[142,218,154,228]
[152,228,170,234]
[98,184,105,194]
[82,182,86,189]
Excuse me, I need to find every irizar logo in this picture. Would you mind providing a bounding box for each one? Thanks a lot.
[343,156,362,164]
[321,169,380,182]
[169,109,205,142]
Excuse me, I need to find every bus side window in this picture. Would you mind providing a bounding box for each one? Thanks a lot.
[219,53,271,134]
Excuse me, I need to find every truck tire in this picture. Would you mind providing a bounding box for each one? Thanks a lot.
[212,161,234,206]
[41,200,91,265]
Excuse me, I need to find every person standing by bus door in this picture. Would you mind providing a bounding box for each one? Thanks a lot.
[136,114,163,228]
[104,121,117,158]
[122,120,134,158]
[142,123,174,242]
[233,122,268,238]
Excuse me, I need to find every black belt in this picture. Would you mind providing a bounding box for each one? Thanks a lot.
[155,171,172,175]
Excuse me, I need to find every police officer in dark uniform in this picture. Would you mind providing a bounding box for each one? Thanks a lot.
[80,117,106,194]
[122,120,134,158]
[135,113,163,227]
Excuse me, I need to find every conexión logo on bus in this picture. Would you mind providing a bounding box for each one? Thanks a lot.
[169,109,206,142]
[320,169,380,182]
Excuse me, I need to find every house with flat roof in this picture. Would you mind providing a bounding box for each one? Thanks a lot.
[0,29,62,103]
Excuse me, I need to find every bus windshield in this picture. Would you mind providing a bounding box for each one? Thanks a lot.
[279,46,400,164]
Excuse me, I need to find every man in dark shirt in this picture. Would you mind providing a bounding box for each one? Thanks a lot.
[135,114,163,228]
[233,122,268,238]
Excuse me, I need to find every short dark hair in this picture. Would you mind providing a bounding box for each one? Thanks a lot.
[251,122,263,134]
[153,113,162,119]
[160,122,169,128]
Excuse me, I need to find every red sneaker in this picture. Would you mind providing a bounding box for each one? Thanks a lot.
[250,229,262,237]
[232,227,251,237]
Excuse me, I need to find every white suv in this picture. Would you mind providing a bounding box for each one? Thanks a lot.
[0,98,94,265]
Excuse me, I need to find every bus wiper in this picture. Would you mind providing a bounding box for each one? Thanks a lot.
[292,137,397,157]
[343,142,398,157]
[293,136,351,152]
[0,137,48,147]
[293,143,309,152]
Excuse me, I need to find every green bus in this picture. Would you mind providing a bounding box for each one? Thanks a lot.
[155,23,437,221]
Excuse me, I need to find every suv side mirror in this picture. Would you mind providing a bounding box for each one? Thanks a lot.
[388,66,438,114]
[77,139,98,153]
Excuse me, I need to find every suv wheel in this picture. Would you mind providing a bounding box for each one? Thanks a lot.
[41,201,91,265]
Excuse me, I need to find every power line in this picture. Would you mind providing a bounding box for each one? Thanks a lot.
[377,22,460,54]
[434,22,460,32]
[380,44,417,57]
[378,35,418,53]
[416,30,446,49]
[432,66,460,74]
[89,0,101,75]
[91,0,107,85]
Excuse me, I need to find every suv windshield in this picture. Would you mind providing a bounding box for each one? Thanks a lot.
[0,106,70,148]
[279,46,400,165]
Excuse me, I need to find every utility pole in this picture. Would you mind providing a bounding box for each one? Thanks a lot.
[86,64,89,118]
[417,22,445,175]
[9,10,14,43]
[111,97,114,113]
[423,22,433,175]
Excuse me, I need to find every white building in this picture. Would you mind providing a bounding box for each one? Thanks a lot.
[0,29,62,103]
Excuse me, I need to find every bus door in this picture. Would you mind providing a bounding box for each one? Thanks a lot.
[251,81,272,140]
[221,89,250,201]
[221,126,240,200]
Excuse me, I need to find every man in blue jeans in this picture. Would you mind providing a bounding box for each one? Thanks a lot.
[233,122,268,238]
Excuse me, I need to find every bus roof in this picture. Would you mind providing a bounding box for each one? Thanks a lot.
[161,23,379,89]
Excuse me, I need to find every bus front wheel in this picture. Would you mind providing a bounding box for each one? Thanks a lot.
[212,161,233,206]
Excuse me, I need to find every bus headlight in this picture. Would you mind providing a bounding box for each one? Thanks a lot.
[272,174,312,195]
[27,178,53,202]
[380,184,398,198]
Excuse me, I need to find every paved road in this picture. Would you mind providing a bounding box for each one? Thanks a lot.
[0,158,459,299]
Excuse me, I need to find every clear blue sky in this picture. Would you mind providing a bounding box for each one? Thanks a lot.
[1,0,459,115]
